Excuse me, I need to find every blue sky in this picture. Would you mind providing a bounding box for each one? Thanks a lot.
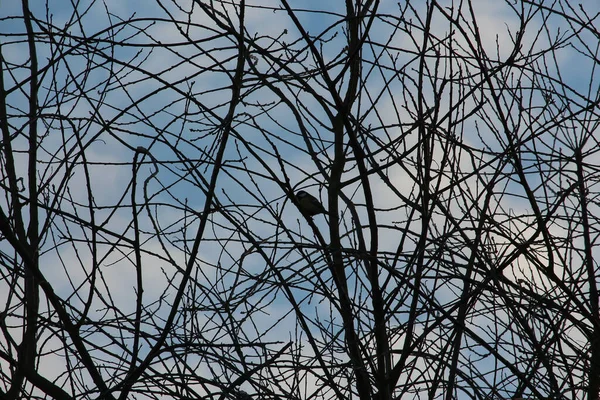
[1,0,599,399]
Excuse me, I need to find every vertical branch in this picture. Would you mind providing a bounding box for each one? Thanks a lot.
[575,147,600,400]
[119,149,146,400]
[394,0,436,388]
[114,0,248,394]
[6,1,40,399]
[343,1,391,399]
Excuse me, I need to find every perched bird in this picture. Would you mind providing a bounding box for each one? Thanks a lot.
[296,190,327,217]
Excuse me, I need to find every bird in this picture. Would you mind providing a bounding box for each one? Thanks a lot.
[296,190,327,217]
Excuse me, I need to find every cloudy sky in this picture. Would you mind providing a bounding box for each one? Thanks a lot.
[1,0,599,399]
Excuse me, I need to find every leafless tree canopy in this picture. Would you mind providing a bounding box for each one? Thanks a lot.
[1,0,599,399]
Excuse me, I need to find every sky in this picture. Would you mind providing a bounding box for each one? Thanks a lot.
[1,0,599,399]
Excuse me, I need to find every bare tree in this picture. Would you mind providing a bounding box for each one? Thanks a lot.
[1,0,599,399]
